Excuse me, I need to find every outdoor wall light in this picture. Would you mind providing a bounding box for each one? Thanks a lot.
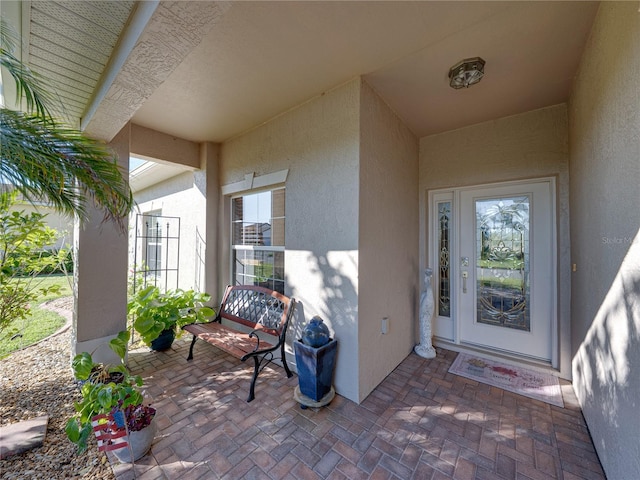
[448,57,486,89]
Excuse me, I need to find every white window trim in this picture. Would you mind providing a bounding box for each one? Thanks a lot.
[229,185,286,292]
[222,169,289,196]
[233,245,285,252]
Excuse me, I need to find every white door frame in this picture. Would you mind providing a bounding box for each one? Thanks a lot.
[428,177,558,367]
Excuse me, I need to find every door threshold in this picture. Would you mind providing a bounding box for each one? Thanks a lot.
[434,339,561,377]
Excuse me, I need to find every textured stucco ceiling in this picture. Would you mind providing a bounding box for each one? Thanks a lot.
[20,1,600,144]
[131,1,599,142]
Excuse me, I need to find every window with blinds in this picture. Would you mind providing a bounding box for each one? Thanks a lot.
[231,188,285,294]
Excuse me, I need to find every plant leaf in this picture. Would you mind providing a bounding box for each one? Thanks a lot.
[97,386,113,410]
[65,418,80,443]
[108,330,130,361]
[71,352,94,381]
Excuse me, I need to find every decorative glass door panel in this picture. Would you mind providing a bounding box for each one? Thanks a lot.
[457,181,555,362]
[430,192,455,341]
[475,196,530,331]
[438,201,452,318]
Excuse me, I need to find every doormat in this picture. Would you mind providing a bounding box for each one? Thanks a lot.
[448,352,564,407]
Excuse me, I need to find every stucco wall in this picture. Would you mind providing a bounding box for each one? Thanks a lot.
[73,124,130,363]
[201,142,221,305]
[10,203,74,250]
[568,3,640,479]
[358,81,419,401]
[131,124,200,169]
[132,170,207,292]
[220,79,361,401]
[419,104,572,377]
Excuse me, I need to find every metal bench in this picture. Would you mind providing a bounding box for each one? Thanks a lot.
[182,285,296,402]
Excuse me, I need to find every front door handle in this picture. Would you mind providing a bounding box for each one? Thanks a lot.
[462,271,468,293]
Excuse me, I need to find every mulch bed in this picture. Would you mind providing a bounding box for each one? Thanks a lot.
[0,297,115,479]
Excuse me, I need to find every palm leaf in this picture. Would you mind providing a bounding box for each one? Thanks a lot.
[1,109,133,230]
[0,19,133,230]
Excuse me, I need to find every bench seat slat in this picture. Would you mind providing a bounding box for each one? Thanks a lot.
[183,322,275,358]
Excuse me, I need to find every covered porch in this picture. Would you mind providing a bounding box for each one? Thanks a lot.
[2,2,638,478]
[110,338,604,480]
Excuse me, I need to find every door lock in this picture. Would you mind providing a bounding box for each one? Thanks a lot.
[461,256,469,267]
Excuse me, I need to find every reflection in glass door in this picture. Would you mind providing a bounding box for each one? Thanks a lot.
[475,196,530,331]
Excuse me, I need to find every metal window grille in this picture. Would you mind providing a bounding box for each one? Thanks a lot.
[132,214,181,293]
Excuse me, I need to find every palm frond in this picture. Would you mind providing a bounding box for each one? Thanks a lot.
[1,109,133,231]
[1,19,133,230]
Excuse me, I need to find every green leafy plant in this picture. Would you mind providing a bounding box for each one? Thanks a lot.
[65,372,148,453]
[0,191,68,337]
[128,286,214,346]
[66,330,157,453]
[71,330,130,383]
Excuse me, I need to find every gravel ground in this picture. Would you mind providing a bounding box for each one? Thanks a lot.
[0,297,115,479]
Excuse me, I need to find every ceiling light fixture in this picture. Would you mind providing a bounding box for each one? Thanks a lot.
[448,57,486,89]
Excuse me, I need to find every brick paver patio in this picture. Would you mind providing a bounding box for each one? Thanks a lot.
[113,337,606,479]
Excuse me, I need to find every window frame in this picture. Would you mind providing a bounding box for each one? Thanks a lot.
[230,187,285,293]
[143,210,163,278]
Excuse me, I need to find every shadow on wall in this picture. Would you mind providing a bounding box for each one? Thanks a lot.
[285,250,358,376]
[572,228,640,477]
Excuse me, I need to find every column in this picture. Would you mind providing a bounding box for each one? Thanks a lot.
[72,124,130,364]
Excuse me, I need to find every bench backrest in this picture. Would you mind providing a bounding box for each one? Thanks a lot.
[218,285,295,338]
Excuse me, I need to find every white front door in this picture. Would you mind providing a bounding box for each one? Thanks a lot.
[430,179,556,363]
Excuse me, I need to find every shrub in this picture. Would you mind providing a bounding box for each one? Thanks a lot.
[0,191,68,336]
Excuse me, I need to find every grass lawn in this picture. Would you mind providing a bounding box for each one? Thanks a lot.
[0,274,72,359]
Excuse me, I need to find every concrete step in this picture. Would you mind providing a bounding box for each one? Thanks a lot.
[0,416,48,459]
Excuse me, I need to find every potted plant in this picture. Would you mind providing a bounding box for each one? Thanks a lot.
[65,370,157,461]
[71,330,130,385]
[128,286,215,350]
[66,330,157,461]
[106,400,158,463]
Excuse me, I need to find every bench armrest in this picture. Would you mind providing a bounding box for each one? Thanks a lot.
[240,328,280,361]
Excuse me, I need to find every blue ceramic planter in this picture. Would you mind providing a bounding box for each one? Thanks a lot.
[301,316,331,347]
[150,328,175,351]
[294,338,337,401]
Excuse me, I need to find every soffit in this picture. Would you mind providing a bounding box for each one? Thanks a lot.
[129,161,189,193]
[23,1,600,143]
[26,0,135,124]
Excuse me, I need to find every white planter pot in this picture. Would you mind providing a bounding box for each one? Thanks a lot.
[112,418,157,463]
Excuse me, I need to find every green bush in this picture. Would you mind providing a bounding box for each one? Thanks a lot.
[0,191,68,335]
[5,248,73,275]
